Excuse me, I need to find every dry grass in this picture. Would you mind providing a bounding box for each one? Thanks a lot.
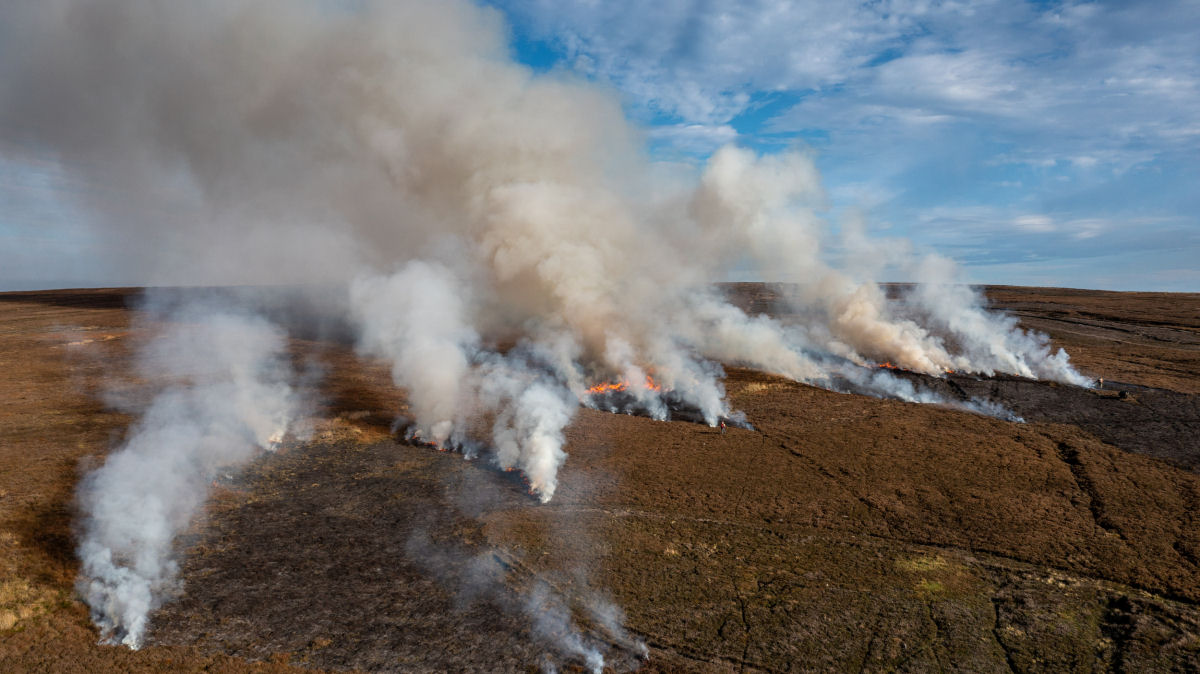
[2,286,1199,671]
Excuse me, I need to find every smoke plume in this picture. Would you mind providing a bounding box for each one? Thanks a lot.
[75,298,300,648]
[1,0,1091,653]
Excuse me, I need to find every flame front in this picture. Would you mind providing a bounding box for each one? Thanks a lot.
[585,374,663,395]
[875,361,956,376]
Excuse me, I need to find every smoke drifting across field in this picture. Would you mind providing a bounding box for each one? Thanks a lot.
[1,0,1090,661]
[75,297,301,648]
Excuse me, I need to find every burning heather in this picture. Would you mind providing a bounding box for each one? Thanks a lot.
[0,0,1090,661]
[585,374,664,397]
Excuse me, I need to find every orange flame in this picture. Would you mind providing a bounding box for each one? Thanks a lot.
[408,435,441,451]
[585,374,663,395]
[876,362,955,375]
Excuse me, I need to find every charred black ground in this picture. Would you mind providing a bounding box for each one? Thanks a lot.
[149,436,646,672]
[895,369,1200,470]
[2,285,1199,672]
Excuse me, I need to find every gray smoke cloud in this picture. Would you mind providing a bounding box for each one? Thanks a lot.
[75,299,300,648]
[1,0,1091,654]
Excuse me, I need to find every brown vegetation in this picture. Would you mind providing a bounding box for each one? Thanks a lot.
[1,285,1198,671]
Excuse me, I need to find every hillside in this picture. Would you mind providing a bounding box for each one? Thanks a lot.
[2,285,1199,672]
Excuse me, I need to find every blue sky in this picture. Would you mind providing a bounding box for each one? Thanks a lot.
[490,0,1200,291]
[1,0,1197,291]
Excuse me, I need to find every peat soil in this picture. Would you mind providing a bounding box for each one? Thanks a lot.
[1,285,1199,672]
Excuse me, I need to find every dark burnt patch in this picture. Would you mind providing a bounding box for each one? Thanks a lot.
[149,438,640,672]
[882,369,1200,470]
[584,390,750,429]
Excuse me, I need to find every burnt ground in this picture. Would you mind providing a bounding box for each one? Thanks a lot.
[1,285,1199,672]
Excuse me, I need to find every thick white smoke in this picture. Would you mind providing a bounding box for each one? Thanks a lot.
[350,261,578,500]
[1,0,1091,653]
[75,302,300,648]
[351,262,476,448]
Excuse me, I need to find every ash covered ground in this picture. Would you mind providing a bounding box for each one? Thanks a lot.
[2,284,1200,672]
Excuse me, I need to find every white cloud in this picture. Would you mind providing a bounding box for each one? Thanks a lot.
[496,0,1200,171]
[1013,215,1055,233]
[496,0,920,123]
[1070,219,1107,241]
[646,122,738,156]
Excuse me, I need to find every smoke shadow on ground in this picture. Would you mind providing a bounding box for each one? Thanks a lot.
[127,287,359,346]
[0,288,141,311]
[10,482,79,587]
